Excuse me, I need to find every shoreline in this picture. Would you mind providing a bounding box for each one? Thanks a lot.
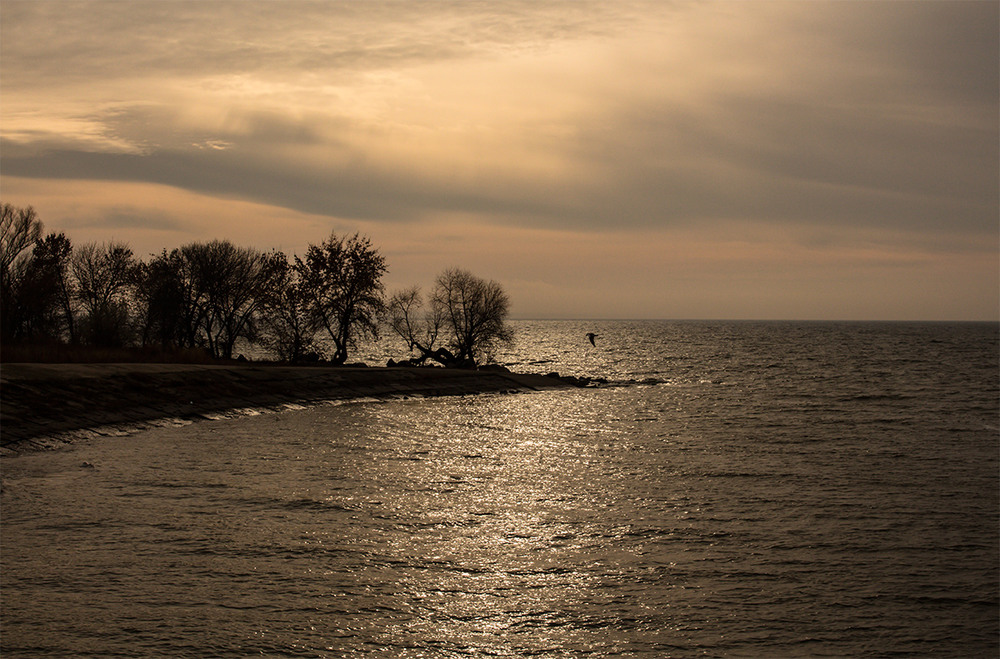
[0,363,573,455]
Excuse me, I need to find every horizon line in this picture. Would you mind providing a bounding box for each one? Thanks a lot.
[508,317,999,324]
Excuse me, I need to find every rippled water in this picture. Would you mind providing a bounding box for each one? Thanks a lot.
[2,321,997,657]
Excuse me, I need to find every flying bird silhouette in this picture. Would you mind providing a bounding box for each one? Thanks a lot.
[586,333,597,346]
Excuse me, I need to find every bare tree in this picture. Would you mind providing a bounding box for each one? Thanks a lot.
[387,268,513,368]
[71,241,138,346]
[134,241,284,358]
[1,204,42,278]
[386,285,450,364]
[257,251,321,362]
[22,233,74,342]
[180,240,272,359]
[297,232,386,365]
[0,204,44,342]
[135,249,188,350]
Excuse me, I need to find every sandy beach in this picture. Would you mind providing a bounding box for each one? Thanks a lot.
[0,363,570,454]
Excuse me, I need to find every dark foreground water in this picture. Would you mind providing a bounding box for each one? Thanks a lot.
[2,321,997,657]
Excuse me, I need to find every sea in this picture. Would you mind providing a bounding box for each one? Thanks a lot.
[1,320,997,658]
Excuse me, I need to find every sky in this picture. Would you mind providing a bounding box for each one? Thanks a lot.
[1,0,997,321]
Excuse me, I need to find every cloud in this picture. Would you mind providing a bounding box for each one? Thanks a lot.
[3,1,994,235]
[1,0,996,320]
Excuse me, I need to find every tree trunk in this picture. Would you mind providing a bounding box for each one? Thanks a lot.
[404,345,465,368]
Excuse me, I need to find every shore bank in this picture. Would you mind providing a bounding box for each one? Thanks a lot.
[0,363,571,455]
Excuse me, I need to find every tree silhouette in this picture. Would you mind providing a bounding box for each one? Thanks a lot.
[135,249,188,350]
[71,241,138,347]
[257,251,321,362]
[296,232,386,365]
[388,268,513,368]
[0,203,451,367]
[0,204,43,342]
[23,232,74,342]
[178,240,272,359]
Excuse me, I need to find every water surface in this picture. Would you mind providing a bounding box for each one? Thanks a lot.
[3,321,997,657]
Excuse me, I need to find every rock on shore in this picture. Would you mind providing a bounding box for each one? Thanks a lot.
[0,363,571,454]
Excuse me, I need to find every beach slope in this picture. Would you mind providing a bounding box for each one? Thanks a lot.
[1,363,569,454]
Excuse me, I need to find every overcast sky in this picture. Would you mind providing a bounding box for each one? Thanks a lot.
[1,0,996,320]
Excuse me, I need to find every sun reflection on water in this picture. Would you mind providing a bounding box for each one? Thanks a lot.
[335,390,647,654]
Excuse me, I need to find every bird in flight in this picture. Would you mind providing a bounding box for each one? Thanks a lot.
[586,333,597,346]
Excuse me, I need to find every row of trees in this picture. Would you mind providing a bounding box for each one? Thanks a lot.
[0,203,513,367]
